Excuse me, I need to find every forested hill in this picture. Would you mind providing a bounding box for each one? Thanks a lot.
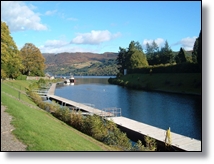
[43,50,193,76]
[43,52,118,76]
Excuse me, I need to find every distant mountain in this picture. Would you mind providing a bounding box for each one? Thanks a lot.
[43,50,193,76]
[43,52,118,67]
[43,52,119,76]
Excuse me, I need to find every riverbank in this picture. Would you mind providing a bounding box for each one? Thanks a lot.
[108,73,201,96]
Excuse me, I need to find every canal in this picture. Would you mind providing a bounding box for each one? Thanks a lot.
[54,76,202,141]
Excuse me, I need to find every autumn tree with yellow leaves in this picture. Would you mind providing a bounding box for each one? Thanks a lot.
[20,43,46,76]
[1,21,23,79]
[1,21,46,79]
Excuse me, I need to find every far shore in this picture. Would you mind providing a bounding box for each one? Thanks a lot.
[108,73,202,96]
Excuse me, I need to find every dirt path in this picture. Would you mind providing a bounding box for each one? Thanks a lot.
[1,103,27,151]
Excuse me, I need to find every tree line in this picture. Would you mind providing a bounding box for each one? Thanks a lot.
[1,21,46,79]
[116,30,202,75]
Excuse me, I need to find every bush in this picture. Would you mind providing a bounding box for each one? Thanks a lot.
[53,106,71,124]
[70,110,84,131]
[144,136,157,151]
[16,75,27,80]
[131,140,146,151]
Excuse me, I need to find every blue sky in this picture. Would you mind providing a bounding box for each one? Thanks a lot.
[1,1,201,54]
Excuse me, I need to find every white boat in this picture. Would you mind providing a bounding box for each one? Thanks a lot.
[69,74,75,83]
[64,79,70,84]
[64,74,75,84]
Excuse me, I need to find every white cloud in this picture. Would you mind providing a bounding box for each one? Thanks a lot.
[71,30,121,45]
[1,1,47,32]
[45,10,57,16]
[40,38,99,53]
[40,44,97,54]
[142,38,165,48]
[176,37,197,51]
[44,40,69,48]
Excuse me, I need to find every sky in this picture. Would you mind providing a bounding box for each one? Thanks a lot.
[1,1,201,54]
[1,1,214,162]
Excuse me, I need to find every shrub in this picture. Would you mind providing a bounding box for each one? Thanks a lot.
[16,75,27,80]
[144,136,157,151]
[70,110,84,131]
[54,106,71,124]
[131,140,146,151]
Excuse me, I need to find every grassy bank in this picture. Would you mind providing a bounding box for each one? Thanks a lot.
[108,73,201,95]
[1,80,117,151]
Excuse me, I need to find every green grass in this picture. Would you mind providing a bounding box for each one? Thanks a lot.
[111,73,201,95]
[1,80,116,151]
[1,82,37,106]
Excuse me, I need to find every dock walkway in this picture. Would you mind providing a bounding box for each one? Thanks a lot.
[47,83,56,95]
[107,116,201,151]
[47,95,113,117]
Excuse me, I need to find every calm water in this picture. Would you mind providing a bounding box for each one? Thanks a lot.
[55,76,202,140]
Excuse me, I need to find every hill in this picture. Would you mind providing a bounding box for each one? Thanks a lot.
[43,52,118,76]
[43,50,193,76]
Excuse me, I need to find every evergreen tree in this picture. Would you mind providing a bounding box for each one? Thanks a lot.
[192,37,198,63]
[197,30,202,68]
[175,47,187,64]
[145,40,161,65]
[159,40,173,64]
[116,47,127,74]
[20,43,46,76]
[192,30,202,66]
[152,40,159,53]
[1,21,22,79]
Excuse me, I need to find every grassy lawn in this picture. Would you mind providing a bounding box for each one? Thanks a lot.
[1,81,37,106]
[1,80,116,151]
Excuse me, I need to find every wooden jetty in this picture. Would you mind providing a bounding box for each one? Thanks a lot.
[47,83,56,95]
[48,95,113,117]
[107,116,201,151]
[46,83,113,117]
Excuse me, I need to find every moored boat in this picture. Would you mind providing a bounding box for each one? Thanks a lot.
[64,74,75,84]
[69,74,75,83]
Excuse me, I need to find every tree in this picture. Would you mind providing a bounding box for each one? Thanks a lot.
[126,41,148,70]
[152,40,159,53]
[192,38,198,63]
[192,30,202,66]
[145,40,161,65]
[159,40,173,64]
[116,47,127,74]
[20,43,46,76]
[175,47,187,64]
[116,41,148,74]
[129,50,148,69]
[1,21,22,78]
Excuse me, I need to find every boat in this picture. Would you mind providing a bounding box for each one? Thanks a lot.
[69,74,75,83]
[64,74,75,84]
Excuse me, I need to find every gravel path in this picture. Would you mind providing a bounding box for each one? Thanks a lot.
[1,103,27,151]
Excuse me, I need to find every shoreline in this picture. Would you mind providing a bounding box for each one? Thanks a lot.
[108,73,201,96]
